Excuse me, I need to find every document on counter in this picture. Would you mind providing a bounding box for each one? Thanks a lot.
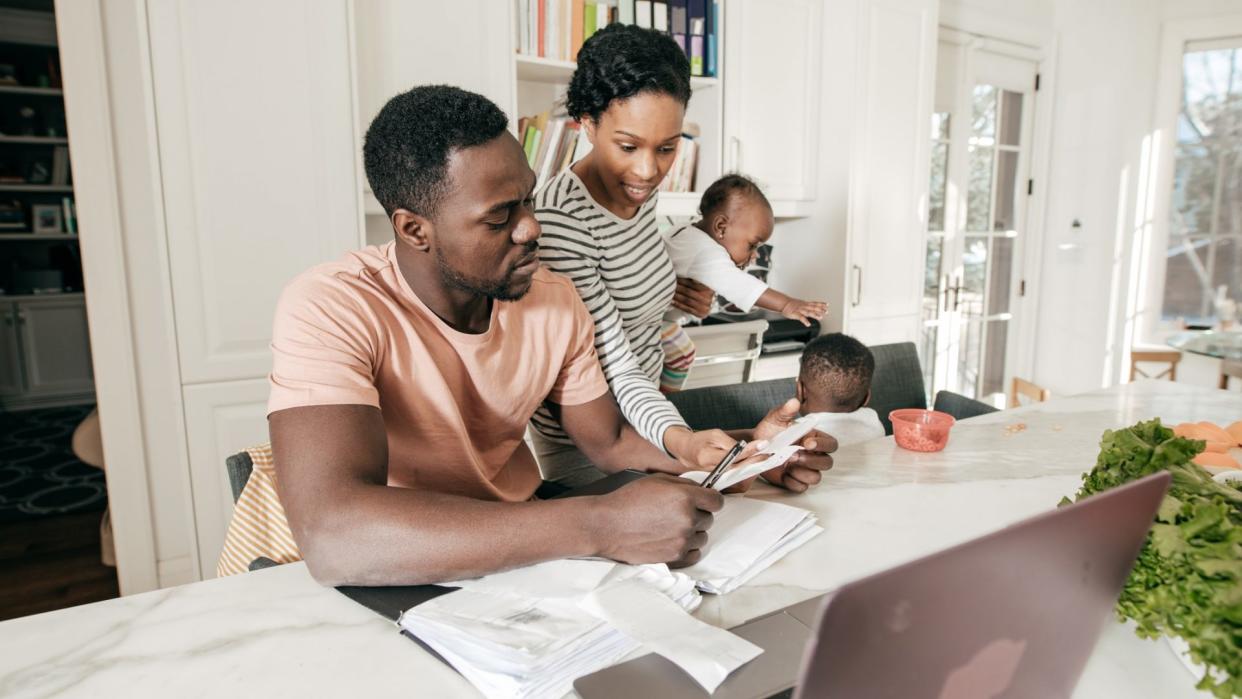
[681,495,822,594]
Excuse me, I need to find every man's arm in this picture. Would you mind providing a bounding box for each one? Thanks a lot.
[270,404,723,586]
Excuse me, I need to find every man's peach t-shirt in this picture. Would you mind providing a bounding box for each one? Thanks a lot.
[268,242,609,502]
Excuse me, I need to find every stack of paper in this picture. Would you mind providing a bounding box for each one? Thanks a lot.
[398,561,707,699]
[682,496,822,594]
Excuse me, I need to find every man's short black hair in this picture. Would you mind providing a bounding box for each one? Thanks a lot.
[362,85,509,220]
[800,333,875,411]
[566,23,692,123]
[699,174,771,218]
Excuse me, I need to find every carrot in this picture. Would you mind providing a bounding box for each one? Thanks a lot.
[1193,451,1242,471]
[1226,420,1242,446]
[1196,421,1235,445]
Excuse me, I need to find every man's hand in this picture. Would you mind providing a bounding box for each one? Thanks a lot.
[672,277,715,319]
[780,298,829,327]
[753,398,838,493]
[592,475,725,567]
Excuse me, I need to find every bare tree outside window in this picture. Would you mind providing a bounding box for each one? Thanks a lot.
[1164,46,1242,323]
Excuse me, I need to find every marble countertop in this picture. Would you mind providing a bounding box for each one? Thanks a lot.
[2,380,1237,697]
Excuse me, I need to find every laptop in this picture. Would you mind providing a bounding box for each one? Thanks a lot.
[574,471,1170,699]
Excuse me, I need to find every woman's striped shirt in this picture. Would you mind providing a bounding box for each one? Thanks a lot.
[530,168,688,448]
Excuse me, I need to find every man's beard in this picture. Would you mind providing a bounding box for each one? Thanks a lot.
[434,246,534,302]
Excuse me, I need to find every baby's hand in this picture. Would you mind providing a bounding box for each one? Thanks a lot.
[780,299,828,326]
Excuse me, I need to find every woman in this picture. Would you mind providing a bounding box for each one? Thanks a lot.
[530,24,829,490]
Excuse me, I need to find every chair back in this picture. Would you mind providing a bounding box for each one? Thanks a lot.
[1010,377,1051,408]
[226,451,255,504]
[682,319,769,390]
[933,390,999,420]
[1129,348,1182,381]
[868,342,927,435]
[668,377,796,432]
[1221,358,1242,390]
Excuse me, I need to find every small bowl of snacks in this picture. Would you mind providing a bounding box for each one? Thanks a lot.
[890,409,957,452]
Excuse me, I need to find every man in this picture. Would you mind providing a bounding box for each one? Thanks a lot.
[268,85,835,586]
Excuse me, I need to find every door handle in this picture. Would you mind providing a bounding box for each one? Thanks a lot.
[942,274,951,311]
[951,275,961,312]
[852,265,862,307]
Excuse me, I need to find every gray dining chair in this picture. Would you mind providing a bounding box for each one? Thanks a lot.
[668,377,797,432]
[224,450,280,572]
[933,390,1000,420]
[868,342,927,435]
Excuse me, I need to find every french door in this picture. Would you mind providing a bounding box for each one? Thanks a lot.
[922,37,1038,406]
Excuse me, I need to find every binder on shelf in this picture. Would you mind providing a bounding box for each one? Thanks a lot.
[635,0,652,28]
[596,2,611,31]
[689,34,704,76]
[561,0,573,60]
[61,197,76,235]
[706,0,719,77]
[669,0,687,35]
[653,1,668,32]
[537,0,546,57]
[688,0,706,35]
[584,2,597,41]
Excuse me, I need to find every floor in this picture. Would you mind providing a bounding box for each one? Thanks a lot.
[0,404,118,621]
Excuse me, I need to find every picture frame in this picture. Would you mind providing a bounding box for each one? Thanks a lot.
[31,203,63,234]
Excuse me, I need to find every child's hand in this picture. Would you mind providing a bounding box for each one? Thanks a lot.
[780,299,828,326]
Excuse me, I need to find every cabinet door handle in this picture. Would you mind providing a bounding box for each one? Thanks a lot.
[852,265,863,307]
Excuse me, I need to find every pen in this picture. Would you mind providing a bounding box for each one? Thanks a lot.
[702,440,747,490]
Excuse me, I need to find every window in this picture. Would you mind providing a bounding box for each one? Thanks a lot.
[1163,44,1242,324]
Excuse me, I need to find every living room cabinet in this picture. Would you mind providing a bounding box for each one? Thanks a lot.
[0,294,94,408]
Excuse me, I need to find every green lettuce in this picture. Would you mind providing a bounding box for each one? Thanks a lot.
[1065,419,1242,697]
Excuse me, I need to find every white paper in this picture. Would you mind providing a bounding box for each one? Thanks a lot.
[764,414,825,452]
[444,558,617,599]
[681,445,803,491]
[581,580,763,693]
[680,496,821,592]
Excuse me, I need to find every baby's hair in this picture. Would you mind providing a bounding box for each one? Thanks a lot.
[698,174,770,219]
[799,333,875,412]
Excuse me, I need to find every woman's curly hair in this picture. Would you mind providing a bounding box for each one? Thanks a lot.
[566,23,692,123]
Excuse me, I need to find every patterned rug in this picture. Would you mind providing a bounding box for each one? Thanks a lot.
[0,405,106,524]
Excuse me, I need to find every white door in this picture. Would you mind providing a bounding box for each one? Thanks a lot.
[146,0,364,385]
[921,41,1037,405]
[843,0,939,346]
[182,378,272,578]
[16,297,95,396]
[723,0,822,200]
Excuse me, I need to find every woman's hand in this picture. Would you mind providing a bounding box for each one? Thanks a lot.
[672,277,716,319]
[780,299,828,327]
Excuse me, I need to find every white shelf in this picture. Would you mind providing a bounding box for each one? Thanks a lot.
[655,192,814,219]
[0,85,63,97]
[0,184,72,192]
[1,291,84,302]
[0,135,68,145]
[0,232,78,240]
[514,54,719,89]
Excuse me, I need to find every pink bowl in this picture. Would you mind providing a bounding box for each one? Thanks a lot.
[890,409,956,452]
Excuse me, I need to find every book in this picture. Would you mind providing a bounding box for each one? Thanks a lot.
[706,0,719,76]
[596,2,610,31]
[653,1,668,32]
[537,0,546,56]
[670,0,688,35]
[570,0,585,59]
[584,2,597,41]
[618,0,634,25]
[62,196,76,235]
[635,0,652,28]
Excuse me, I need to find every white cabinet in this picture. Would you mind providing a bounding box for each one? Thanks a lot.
[842,0,938,345]
[18,296,95,395]
[182,379,272,578]
[723,0,822,201]
[0,294,94,408]
[146,0,364,385]
[0,301,22,397]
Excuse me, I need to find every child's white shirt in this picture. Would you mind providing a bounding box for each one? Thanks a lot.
[804,408,886,447]
[663,223,767,322]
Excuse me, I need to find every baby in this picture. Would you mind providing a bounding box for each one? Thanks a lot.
[795,333,885,446]
[660,174,828,391]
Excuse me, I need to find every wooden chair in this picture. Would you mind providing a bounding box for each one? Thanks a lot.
[1221,359,1242,390]
[1129,348,1182,381]
[1010,377,1050,408]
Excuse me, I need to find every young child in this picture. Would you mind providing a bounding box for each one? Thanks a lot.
[660,174,829,391]
[795,333,886,446]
